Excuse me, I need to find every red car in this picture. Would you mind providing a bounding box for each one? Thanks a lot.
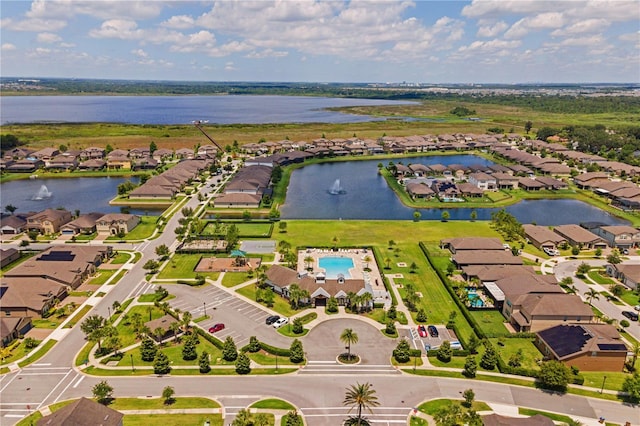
[208,323,225,333]
[417,325,427,338]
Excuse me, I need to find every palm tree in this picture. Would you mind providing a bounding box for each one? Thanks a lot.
[363,255,371,269]
[343,382,380,426]
[585,288,600,306]
[304,255,314,270]
[181,311,192,334]
[359,292,373,312]
[630,341,640,370]
[340,329,359,360]
[169,322,181,342]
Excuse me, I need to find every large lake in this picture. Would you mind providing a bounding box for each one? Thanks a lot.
[280,156,628,225]
[0,177,158,216]
[0,95,414,125]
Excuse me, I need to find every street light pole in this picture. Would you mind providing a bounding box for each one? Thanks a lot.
[130,354,134,372]
[107,307,111,320]
[275,354,278,371]
[203,302,206,318]
[601,375,607,393]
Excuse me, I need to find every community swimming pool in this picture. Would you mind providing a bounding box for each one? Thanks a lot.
[318,256,354,279]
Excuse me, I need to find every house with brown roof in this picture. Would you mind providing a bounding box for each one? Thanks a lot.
[468,172,496,190]
[264,264,370,308]
[30,147,59,161]
[4,245,112,289]
[26,209,72,235]
[406,182,435,199]
[80,147,105,160]
[458,182,484,197]
[573,172,610,189]
[0,214,27,235]
[37,397,124,426]
[0,248,20,268]
[553,224,607,250]
[96,213,141,236]
[78,158,106,170]
[506,292,593,332]
[522,224,566,251]
[461,265,538,283]
[60,212,104,235]
[0,276,68,317]
[452,250,523,268]
[605,263,640,290]
[535,323,627,371]
[46,154,78,170]
[145,314,180,342]
[1,317,32,347]
[517,177,545,191]
[591,225,640,249]
[214,193,262,208]
[535,176,568,190]
[491,172,519,189]
[441,237,505,253]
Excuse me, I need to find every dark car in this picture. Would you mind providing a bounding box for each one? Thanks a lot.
[622,311,639,321]
[427,325,439,338]
[265,315,280,325]
[208,323,225,333]
[417,325,427,338]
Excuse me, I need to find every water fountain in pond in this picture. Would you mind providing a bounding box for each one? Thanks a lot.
[328,179,346,195]
[32,185,52,200]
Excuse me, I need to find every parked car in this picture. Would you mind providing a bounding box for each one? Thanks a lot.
[622,311,639,321]
[208,323,225,333]
[427,325,439,338]
[265,315,280,325]
[543,247,559,256]
[634,305,640,311]
[273,317,289,329]
[417,325,427,338]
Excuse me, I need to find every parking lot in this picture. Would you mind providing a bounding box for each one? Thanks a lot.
[165,283,291,349]
[410,324,457,351]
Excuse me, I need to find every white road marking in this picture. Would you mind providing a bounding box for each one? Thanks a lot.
[72,376,85,388]
[53,373,80,403]
[36,369,73,410]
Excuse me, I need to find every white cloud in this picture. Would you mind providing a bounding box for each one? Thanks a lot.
[1,43,17,51]
[26,0,164,20]
[458,39,521,53]
[37,32,62,43]
[89,19,144,40]
[3,18,67,32]
[246,49,289,59]
[550,19,610,37]
[161,15,195,30]
[131,49,148,58]
[224,61,236,71]
[504,12,564,39]
[477,21,508,38]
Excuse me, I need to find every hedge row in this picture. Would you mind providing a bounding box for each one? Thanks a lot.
[196,327,224,350]
[238,339,291,357]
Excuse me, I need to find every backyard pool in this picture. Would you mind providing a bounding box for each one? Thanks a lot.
[467,288,485,308]
[318,257,355,279]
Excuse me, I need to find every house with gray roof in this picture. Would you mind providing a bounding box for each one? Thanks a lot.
[591,225,640,249]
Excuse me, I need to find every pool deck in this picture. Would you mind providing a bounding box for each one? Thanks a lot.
[297,248,387,297]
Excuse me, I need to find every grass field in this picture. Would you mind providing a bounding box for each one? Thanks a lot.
[201,221,273,237]
[116,337,231,367]
[221,272,253,288]
[106,216,158,241]
[157,254,218,280]
[87,269,118,285]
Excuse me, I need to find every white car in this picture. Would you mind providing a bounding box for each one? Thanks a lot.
[272,317,289,329]
[543,247,559,256]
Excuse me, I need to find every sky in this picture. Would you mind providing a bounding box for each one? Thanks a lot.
[1,0,639,84]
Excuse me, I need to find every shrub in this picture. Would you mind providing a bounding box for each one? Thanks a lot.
[235,353,251,374]
[393,339,411,363]
[436,341,452,363]
[247,336,261,353]
[289,339,304,363]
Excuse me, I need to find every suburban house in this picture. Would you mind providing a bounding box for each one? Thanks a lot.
[60,212,104,235]
[80,147,105,160]
[406,182,436,199]
[461,265,538,284]
[0,276,69,317]
[522,224,566,251]
[0,248,20,268]
[26,209,72,235]
[573,172,610,189]
[468,172,496,190]
[451,250,523,268]
[213,193,263,208]
[553,224,607,250]
[458,182,484,197]
[264,264,371,308]
[3,245,112,289]
[37,397,124,426]
[224,165,272,195]
[591,225,640,250]
[517,177,546,191]
[504,291,593,333]
[535,323,628,371]
[441,237,506,253]
[484,273,562,312]
[1,316,32,347]
[0,214,27,235]
[95,213,141,236]
[491,172,519,189]
[606,263,640,290]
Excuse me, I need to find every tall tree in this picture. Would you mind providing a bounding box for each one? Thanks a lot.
[585,288,600,306]
[340,328,359,360]
[92,380,114,405]
[343,382,380,426]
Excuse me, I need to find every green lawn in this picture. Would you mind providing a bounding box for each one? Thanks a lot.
[117,336,231,367]
[111,252,132,264]
[157,254,219,280]
[109,397,220,410]
[587,269,615,285]
[247,351,295,366]
[221,272,253,288]
[106,216,158,241]
[202,221,273,237]
[87,269,118,285]
[489,337,542,370]
[18,339,57,367]
[0,339,41,365]
[469,310,510,337]
[114,305,167,348]
[236,284,302,317]
[124,414,223,426]
[250,399,296,410]
[619,289,640,307]
[32,318,61,329]
[417,399,491,416]
[581,371,632,391]
[63,305,92,328]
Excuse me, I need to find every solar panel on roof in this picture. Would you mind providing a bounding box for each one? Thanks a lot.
[538,325,590,358]
[597,343,627,351]
[40,251,75,261]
